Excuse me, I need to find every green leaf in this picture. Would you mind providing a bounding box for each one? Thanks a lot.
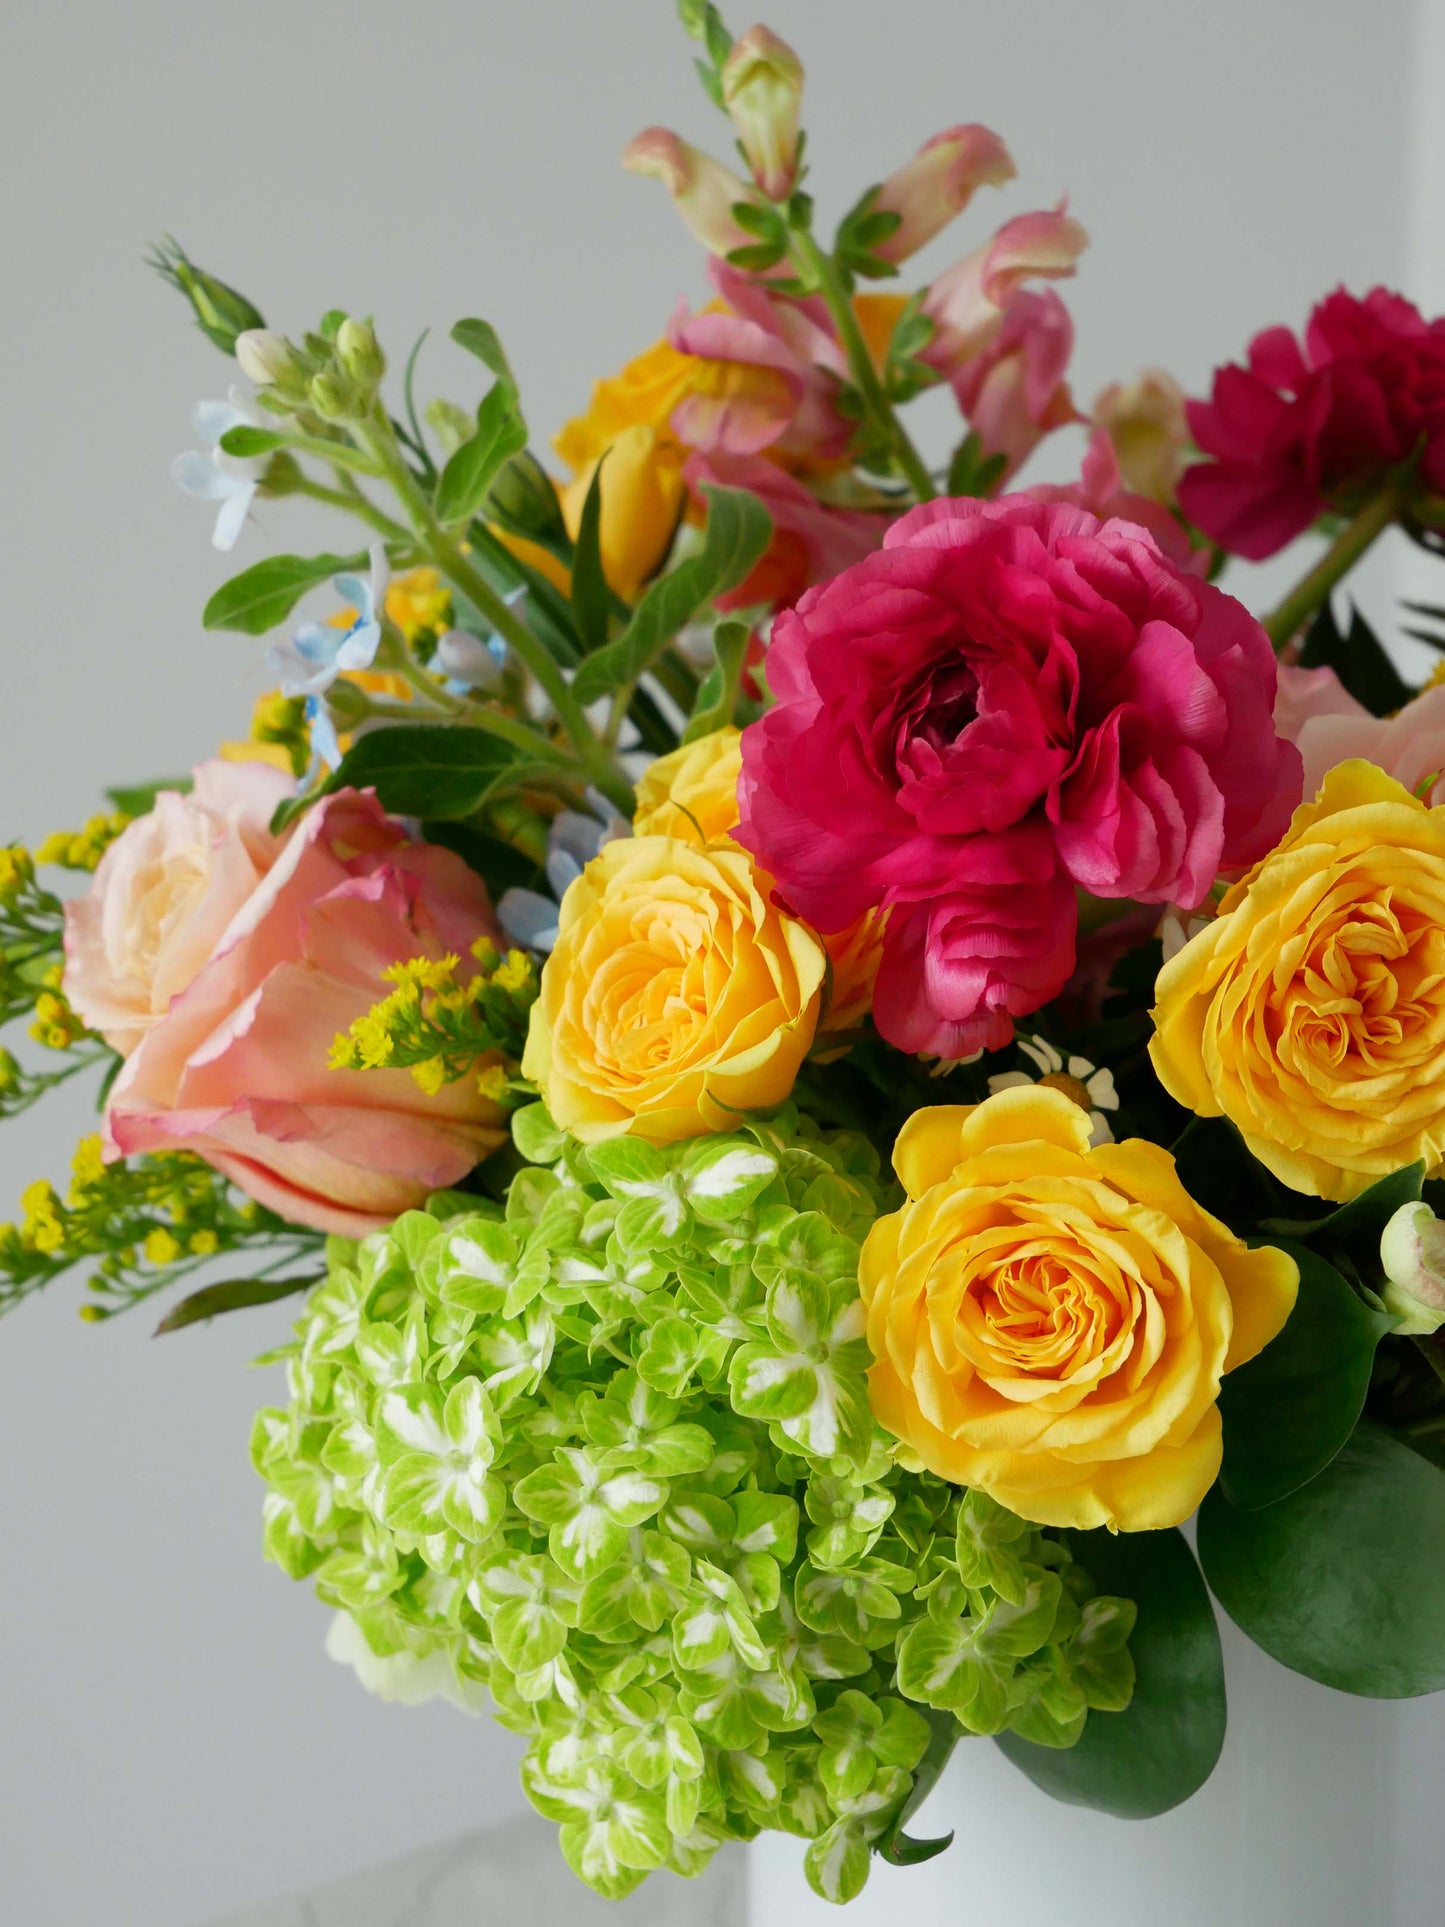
[571,487,771,704]
[451,317,516,385]
[1262,1161,1425,1244]
[106,776,192,816]
[308,724,520,820]
[945,432,1008,499]
[202,550,367,636]
[996,1526,1225,1817]
[569,458,610,655]
[876,1704,957,1867]
[1198,1420,1445,1696]
[1300,599,1412,718]
[434,380,528,526]
[217,424,288,457]
[1218,1243,1396,1509]
[153,1273,319,1335]
[681,619,751,743]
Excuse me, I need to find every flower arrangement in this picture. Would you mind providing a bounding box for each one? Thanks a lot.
[9,0,1445,1905]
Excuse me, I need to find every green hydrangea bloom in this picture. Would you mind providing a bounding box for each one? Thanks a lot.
[252,1104,1137,1904]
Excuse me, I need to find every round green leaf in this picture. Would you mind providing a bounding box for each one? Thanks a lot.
[1218,1243,1395,1510]
[995,1527,1225,1817]
[1198,1421,1445,1697]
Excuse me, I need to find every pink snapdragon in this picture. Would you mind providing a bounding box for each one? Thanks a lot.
[736,495,1301,1058]
[622,129,763,257]
[683,450,887,611]
[1028,429,1205,572]
[869,125,1016,265]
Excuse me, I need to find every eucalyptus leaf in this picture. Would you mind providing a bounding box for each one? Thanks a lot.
[1218,1242,1396,1509]
[154,1274,320,1335]
[203,550,367,636]
[1199,1421,1445,1697]
[996,1527,1225,1817]
[571,487,770,704]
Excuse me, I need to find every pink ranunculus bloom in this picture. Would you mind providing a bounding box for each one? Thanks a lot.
[1179,286,1445,561]
[736,495,1302,1058]
[67,767,507,1237]
[683,449,887,612]
[1028,428,1207,574]
[950,287,1082,481]
[668,259,854,465]
[1276,662,1445,802]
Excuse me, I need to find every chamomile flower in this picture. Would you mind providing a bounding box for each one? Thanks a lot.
[988,1034,1119,1147]
[171,396,264,550]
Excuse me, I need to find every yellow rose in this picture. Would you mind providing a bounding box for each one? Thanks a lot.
[559,424,686,603]
[816,907,888,1038]
[1151,759,1445,1201]
[633,728,744,842]
[522,835,826,1143]
[859,1087,1297,1531]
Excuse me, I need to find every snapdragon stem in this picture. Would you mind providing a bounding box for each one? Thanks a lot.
[790,228,937,505]
[357,411,634,814]
[1261,482,1406,650]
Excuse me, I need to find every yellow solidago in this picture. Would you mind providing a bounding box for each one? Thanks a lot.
[331,944,539,1098]
[0,845,35,901]
[219,689,311,777]
[20,1180,66,1254]
[29,986,88,1052]
[69,1134,108,1202]
[35,812,130,873]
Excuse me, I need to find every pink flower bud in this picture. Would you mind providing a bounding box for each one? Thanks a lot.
[622,127,762,257]
[869,125,1015,266]
[1380,1201,1445,1336]
[721,25,805,201]
[921,206,1089,373]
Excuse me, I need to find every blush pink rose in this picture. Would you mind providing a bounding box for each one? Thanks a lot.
[736,494,1302,1057]
[1276,662,1445,802]
[66,765,506,1237]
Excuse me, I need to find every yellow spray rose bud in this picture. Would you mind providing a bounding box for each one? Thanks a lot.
[1151,760,1445,1201]
[817,908,888,1038]
[633,728,744,842]
[522,835,826,1144]
[559,424,685,602]
[859,1087,1298,1531]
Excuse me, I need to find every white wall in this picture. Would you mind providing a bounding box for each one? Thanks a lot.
[0,2,1424,1923]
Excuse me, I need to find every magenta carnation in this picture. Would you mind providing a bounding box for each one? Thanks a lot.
[735,494,1302,1058]
[1180,286,1445,561]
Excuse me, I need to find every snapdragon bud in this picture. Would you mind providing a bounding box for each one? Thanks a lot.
[489,451,566,543]
[621,127,762,257]
[1380,1202,1445,1336]
[721,26,804,201]
[336,315,386,389]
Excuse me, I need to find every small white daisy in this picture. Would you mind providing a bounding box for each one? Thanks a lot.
[988,1034,1120,1147]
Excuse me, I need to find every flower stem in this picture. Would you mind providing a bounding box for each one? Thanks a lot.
[356,411,634,813]
[790,228,936,504]
[1261,483,1406,650]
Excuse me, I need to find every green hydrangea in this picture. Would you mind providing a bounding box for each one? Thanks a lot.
[252,1105,1137,1904]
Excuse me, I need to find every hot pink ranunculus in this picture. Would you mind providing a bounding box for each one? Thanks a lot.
[1276,662,1445,802]
[1179,286,1445,561]
[1028,428,1206,574]
[736,495,1302,1057]
[68,767,506,1237]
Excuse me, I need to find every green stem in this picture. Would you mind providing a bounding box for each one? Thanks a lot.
[1261,483,1406,650]
[791,228,936,504]
[281,433,382,474]
[352,685,579,769]
[358,411,633,813]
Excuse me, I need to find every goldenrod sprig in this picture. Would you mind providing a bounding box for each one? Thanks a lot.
[330,939,539,1099]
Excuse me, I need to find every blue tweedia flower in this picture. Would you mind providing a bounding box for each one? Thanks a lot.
[267,545,390,699]
[170,396,263,551]
[497,791,631,953]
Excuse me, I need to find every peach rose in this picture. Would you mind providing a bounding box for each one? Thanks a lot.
[68,766,506,1236]
[1275,663,1445,804]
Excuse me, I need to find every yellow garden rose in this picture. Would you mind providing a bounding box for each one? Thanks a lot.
[1151,759,1445,1201]
[859,1087,1297,1531]
[633,727,744,841]
[558,424,686,604]
[632,728,886,1037]
[521,834,826,1144]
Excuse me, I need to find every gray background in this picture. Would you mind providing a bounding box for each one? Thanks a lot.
[0,1,1434,1923]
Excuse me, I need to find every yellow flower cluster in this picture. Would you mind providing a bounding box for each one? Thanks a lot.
[330,939,536,1100]
[35,812,130,873]
[28,968,89,1051]
[0,845,35,901]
